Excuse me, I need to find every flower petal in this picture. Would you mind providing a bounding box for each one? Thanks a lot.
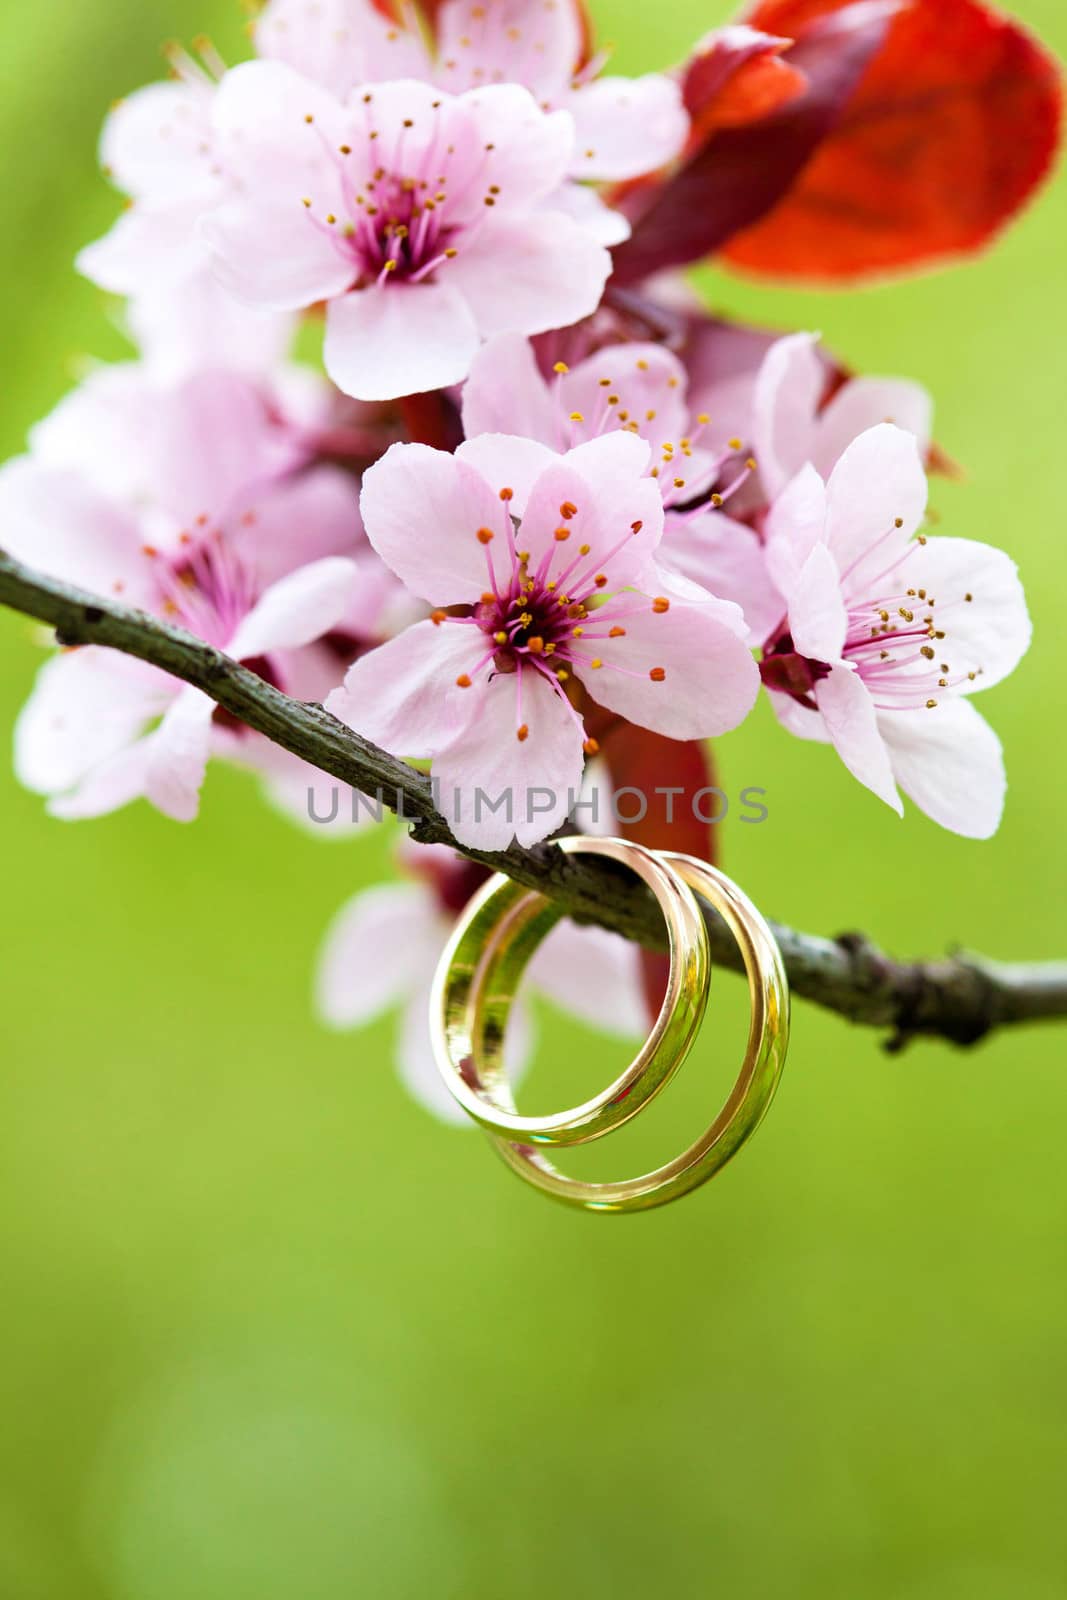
[788,541,847,663]
[460,335,559,448]
[878,697,1006,839]
[360,441,511,603]
[660,509,784,646]
[812,376,933,480]
[14,649,166,796]
[257,0,431,97]
[143,687,217,822]
[0,458,151,603]
[324,282,481,402]
[574,569,759,739]
[435,667,586,849]
[824,423,928,581]
[455,434,560,517]
[814,661,902,814]
[751,330,825,500]
[315,882,442,1027]
[447,211,610,340]
[567,73,689,182]
[437,0,581,101]
[227,557,360,661]
[517,437,662,587]
[763,461,828,598]
[897,536,1031,693]
[326,619,486,759]
[460,85,575,206]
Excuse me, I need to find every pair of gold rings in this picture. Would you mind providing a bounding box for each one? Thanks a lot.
[429,836,790,1213]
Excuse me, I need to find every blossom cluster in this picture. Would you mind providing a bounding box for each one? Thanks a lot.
[2,0,1059,1116]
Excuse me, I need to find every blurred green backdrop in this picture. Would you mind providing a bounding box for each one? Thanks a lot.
[1,2,1066,1596]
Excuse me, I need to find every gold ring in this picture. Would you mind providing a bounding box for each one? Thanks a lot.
[431,847,789,1212]
[430,835,711,1146]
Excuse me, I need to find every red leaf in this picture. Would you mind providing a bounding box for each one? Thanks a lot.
[726,0,1064,279]
[683,25,807,138]
[612,2,896,285]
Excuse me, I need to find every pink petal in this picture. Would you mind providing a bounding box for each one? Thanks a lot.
[455,433,559,516]
[459,85,575,207]
[660,509,784,646]
[98,80,215,199]
[460,335,559,448]
[812,376,933,480]
[767,685,833,744]
[78,196,211,296]
[526,920,648,1036]
[126,265,297,380]
[48,740,161,823]
[202,62,352,310]
[814,662,902,814]
[763,462,829,598]
[540,181,631,247]
[751,331,825,501]
[256,0,431,96]
[560,342,691,453]
[788,542,847,663]
[436,0,581,101]
[237,466,364,595]
[435,667,586,849]
[143,687,217,822]
[878,698,1006,839]
[898,536,1031,693]
[447,211,610,340]
[518,438,662,588]
[824,423,928,580]
[0,458,151,603]
[360,442,510,603]
[315,882,442,1027]
[573,569,759,739]
[227,557,360,660]
[14,649,166,797]
[326,619,486,759]
[143,370,305,532]
[566,74,689,182]
[324,281,481,402]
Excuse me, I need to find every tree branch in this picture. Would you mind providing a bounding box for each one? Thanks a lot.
[2,545,1065,1050]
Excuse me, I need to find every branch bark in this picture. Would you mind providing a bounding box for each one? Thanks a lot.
[3,545,1065,1050]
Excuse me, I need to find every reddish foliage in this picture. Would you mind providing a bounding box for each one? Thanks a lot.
[612,3,894,284]
[726,0,1064,279]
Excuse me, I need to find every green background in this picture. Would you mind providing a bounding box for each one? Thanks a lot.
[1,1,1065,1594]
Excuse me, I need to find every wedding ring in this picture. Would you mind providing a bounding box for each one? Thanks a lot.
[430,835,711,1146]
[431,846,789,1212]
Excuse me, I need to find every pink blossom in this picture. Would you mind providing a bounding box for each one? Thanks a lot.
[326,430,759,848]
[200,65,612,401]
[752,331,934,502]
[77,43,295,378]
[0,364,388,823]
[760,425,1031,837]
[461,331,782,641]
[315,838,646,1122]
[257,0,689,183]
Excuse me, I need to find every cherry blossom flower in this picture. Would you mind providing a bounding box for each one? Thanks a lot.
[760,424,1031,837]
[256,0,689,183]
[751,330,934,502]
[326,429,759,848]
[77,41,296,379]
[315,838,646,1122]
[200,65,612,401]
[0,364,384,823]
[461,331,782,641]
